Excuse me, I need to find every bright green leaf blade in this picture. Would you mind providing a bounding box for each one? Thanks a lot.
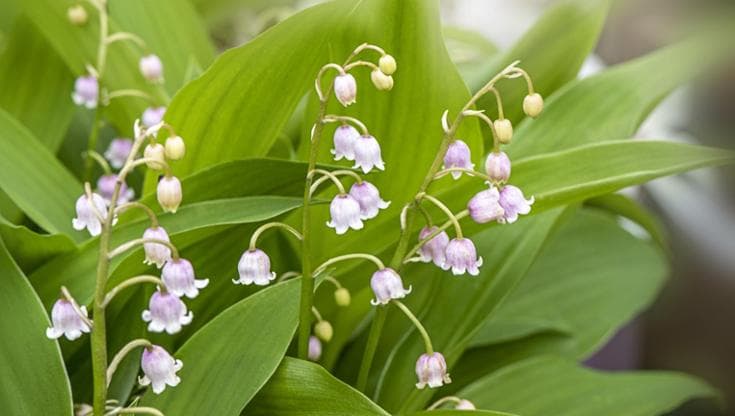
[0,109,82,240]
[585,193,668,251]
[0,238,73,415]
[31,196,303,308]
[409,411,517,416]
[0,15,75,151]
[472,0,609,123]
[509,40,712,158]
[246,357,390,416]
[458,356,716,416]
[141,279,301,414]
[471,209,667,358]
[0,215,76,273]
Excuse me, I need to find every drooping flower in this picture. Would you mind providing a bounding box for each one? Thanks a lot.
[164,136,185,160]
[456,400,476,410]
[415,352,451,389]
[334,287,351,307]
[485,151,511,183]
[143,143,166,169]
[139,54,164,83]
[331,124,359,161]
[157,176,182,213]
[104,138,133,169]
[142,106,166,128]
[234,248,276,286]
[467,187,504,224]
[349,181,390,220]
[67,4,87,26]
[46,299,90,341]
[72,192,110,236]
[523,93,544,118]
[418,226,450,268]
[308,336,322,361]
[97,174,134,205]
[161,258,209,298]
[443,238,483,276]
[72,75,98,108]
[142,289,193,334]
[314,320,333,342]
[143,226,172,268]
[379,54,397,75]
[498,185,534,224]
[353,135,385,174]
[370,69,393,91]
[493,119,513,144]
[370,268,411,305]
[326,194,363,234]
[443,140,474,179]
[139,345,182,394]
[334,73,357,106]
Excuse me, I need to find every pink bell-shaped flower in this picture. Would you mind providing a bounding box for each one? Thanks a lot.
[139,345,183,394]
[415,352,451,389]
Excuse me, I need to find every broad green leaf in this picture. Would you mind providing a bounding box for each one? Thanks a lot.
[471,209,667,358]
[585,193,668,250]
[471,0,609,124]
[31,196,304,308]
[373,208,571,412]
[0,238,73,415]
[409,411,516,416]
[458,356,715,416]
[141,278,301,414]
[509,40,713,158]
[0,216,76,273]
[442,26,499,90]
[0,109,82,240]
[0,15,75,150]
[246,357,390,416]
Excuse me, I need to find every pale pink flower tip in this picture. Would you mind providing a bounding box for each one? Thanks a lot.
[334,73,357,106]
[443,238,483,276]
[326,194,363,235]
[46,299,90,341]
[72,75,98,108]
[162,258,209,298]
[353,135,385,174]
[331,124,359,161]
[139,345,183,394]
[349,181,390,220]
[72,193,110,237]
[370,268,411,305]
[467,186,504,224]
[418,226,449,268]
[498,185,534,224]
[415,352,451,389]
[142,290,193,334]
[443,140,474,179]
[234,248,276,286]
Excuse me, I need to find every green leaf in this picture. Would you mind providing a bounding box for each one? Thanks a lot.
[0,238,73,415]
[509,40,712,158]
[442,26,498,88]
[471,209,667,358]
[0,109,82,240]
[141,278,301,414]
[471,0,609,123]
[585,193,668,251]
[30,196,304,308]
[246,357,390,416]
[409,411,517,416]
[0,216,76,273]
[0,15,75,151]
[458,356,715,416]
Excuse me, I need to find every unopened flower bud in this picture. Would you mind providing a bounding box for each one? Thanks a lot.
[162,258,209,298]
[235,248,276,286]
[443,238,483,276]
[334,73,357,106]
[139,54,164,83]
[67,5,87,26]
[143,143,165,169]
[46,298,90,341]
[104,138,132,169]
[415,352,451,389]
[370,69,394,91]
[370,268,411,305]
[331,124,359,161]
[72,76,98,109]
[378,54,397,75]
[142,106,166,128]
[165,135,185,160]
[485,151,511,183]
[314,320,333,342]
[443,140,474,179]
[349,181,390,220]
[456,399,476,410]
[72,192,110,236]
[334,287,351,307]
[468,187,504,224]
[498,185,534,224]
[142,289,193,334]
[493,118,513,144]
[308,336,322,361]
[326,194,363,235]
[418,226,449,268]
[353,134,385,173]
[142,226,172,268]
[139,345,182,394]
[523,93,544,118]
[157,176,182,213]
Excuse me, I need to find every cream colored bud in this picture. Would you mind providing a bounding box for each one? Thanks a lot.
[523,93,544,118]
[493,119,513,144]
[314,320,333,342]
[165,136,185,160]
[143,143,166,169]
[334,287,351,307]
[157,176,182,213]
[370,69,394,91]
[67,5,88,26]
[378,54,397,75]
